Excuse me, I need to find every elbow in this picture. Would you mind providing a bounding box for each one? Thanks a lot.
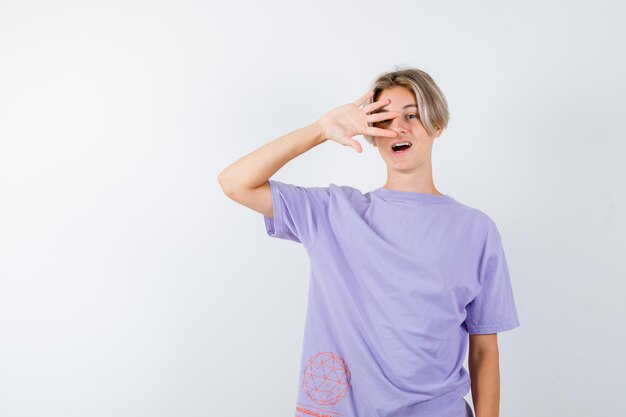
[217,170,235,197]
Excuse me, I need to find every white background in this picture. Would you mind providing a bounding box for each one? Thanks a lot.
[1,1,625,416]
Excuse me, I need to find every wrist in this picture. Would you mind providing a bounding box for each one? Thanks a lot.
[312,118,327,145]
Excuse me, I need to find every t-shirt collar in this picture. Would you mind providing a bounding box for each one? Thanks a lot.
[373,187,455,204]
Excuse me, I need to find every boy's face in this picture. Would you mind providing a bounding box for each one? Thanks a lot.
[372,86,442,171]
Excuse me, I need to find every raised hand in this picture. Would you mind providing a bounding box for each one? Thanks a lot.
[317,90,399,153]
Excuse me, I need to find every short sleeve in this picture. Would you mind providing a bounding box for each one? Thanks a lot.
[263,179,330,247]
[464,217,521,334]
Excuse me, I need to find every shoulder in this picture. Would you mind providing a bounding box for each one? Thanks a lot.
[268,179,332,198]
[448,197,498,227]
[470,207,497,228]
[466,207,506,249]
[328,183,370,200]
[445,200,501,243]
[436,197,493,227]
[267,180,368,203]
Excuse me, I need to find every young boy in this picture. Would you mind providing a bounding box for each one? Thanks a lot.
[218,67,520,417]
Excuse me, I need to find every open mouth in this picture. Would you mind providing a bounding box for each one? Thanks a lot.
[391,141,413,153]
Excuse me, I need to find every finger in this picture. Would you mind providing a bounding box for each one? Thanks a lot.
[367,111,398,123]
[365,127,398,138]
[363,97,392,114]
[350,139,363,153]
[340,136,363,153]
[354,90,375,107]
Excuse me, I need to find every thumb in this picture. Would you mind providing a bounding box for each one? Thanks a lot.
[344,137,362,153]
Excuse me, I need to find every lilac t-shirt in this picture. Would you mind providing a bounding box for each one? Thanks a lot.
[263,179,520,417]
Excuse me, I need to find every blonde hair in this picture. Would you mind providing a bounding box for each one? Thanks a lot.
[363,66,450,146]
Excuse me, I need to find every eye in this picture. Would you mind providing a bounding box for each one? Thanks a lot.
[373,119,391,127]
[407,113,418,120]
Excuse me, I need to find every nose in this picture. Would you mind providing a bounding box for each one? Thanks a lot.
[390,117,408,134]
[387,112,409,134]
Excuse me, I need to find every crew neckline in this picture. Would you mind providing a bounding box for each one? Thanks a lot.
[373,187,455,204]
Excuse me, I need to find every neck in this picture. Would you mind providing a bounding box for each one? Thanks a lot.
[383,161,443,195]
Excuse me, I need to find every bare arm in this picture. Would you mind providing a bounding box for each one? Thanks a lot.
[217,90,399,218]
[468,333,500,417]
[218,120,325,192]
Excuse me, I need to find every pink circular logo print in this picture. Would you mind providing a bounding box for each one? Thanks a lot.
[301,351,351,405]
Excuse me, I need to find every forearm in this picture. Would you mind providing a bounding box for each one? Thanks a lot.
[468,349,500,417]
[218,120,326,193]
